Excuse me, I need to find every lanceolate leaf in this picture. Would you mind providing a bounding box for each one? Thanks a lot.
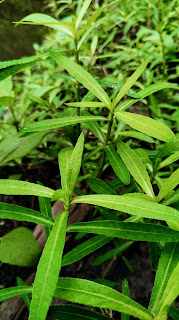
[157,169,179,202]
[29,211,68,320]
[49,52,111,107]
[23,116,107,132]
[16,277,31,310]
[115,111,175,143]
[62,235,111,266]
[159,151,179,169]
[58,147,74,190]
[0,202,54,226]
[112,58,150,108]
[67,221,179,242]
[38,192,53,238]
[54,278,153,320]
[81,110,105,143]
[66,101,106,108]
[0,286,32,302]
[118,130,155,143]
[121,279,130,320]
[0,180,54,197]
[149,243,179,315]
[75,0,93,30]
[106,145,130,185]
[72,195,179,222]
[117,142,154,198]
[89,178,117,195]
[48,304,112,320]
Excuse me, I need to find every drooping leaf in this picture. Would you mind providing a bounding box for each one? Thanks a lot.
[149,243,179,315]
[0,180,54,197]
[16,277,31,310]
[112,58,150,108]
[68,221,179,242]
[72,195,179,222]
[106,145,130,185]
[0,202,54,226]
[48,304,112,320]
[29,211,68,320]
[62,235,111,266]
[117,141,154,198]
[49,52,111,107]
[157,169,179,202]
[23,116,107,132]
[115,111,176,143]
[0,227,40,266]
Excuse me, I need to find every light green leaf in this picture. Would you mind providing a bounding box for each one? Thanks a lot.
[68,221,179,242]
[51,189,71,202]
[89,178,117,195]
[118,130,155,143]
[112,58,150,108]
[23,116,107,132]
[29,211,68,320]
[38,190,53,238]
[72,195,179,222]
[49,52,111,107]
[62,235,111,266]
[159,151,179,169]
[81,110,105,143]
[18,13,73,36]
[48,304,112,320]
[149,243,179,316]
[0,227,40,266]
[67,133,84,192]
[0,180,54,197]
[75,0,93,30]
[0,286,32,302]
[0,76,13,97]
[115,111,176,143]
[0,202,54,226]
[117,141,154,198]
[155,263,179,317]
[159,138,179,158]
[58,147,74,190]
[106,145,130,185]
[157,169,179,202]
[16,277,31,310]
[66,101,106,108]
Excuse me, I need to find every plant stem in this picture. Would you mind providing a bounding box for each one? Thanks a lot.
[102,255,117,279]
[98,111,114,177]
[74,37,81,139]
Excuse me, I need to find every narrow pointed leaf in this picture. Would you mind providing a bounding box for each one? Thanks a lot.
[58,147,74,190]
[115,111,175,143]
[75,0,93,30]
[112,59,150,108]
[157,169,179,202]
[149,243,179,315]
[62,235,111,266]
[159,151,179,169]
[29,211,68,320]
[0,202,54,226]
[117,142,154,198]
[106,145,130,185]
[121,279,130,320]
[48,304,112,320]
[51,189,71,202]
[38,192,53,237]
[49,52,111,107]
[72,195,179,222]
[89,178,117,195]
[0,180,54,197]
[118,130,155,143]
[17,277,31,310]
[23,116,107,132]
[168,306,179,320]
[68,221,179,242]
[0,286,32,302]
[81,110,105,143]
[66,101,106,108]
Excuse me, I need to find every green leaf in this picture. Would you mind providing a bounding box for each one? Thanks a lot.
[29,211,68,320]
[159,138,179,158]
[51,189,71,202]
[0,286,32,302]
[68,221,179,242]
[38,191,53,238]
[0,180,54,197]
[106,145,130,185]
[66,101,106,108]
[117,82,178,112]
[168,306,179,320]
[159,151,179,169]
[55,278,153,320]
[117,141,154,198]
[16,277,31,310]
[0,227,40,266]
[48,304,112,320]
[58,147,74,190]
[112,58,150,108]
[149,243,179,316]
[67,133,84,192]
[49,52,111,107]
[155,263,179,317]
[121,279,130,320]
[0,202,54,226]
[118,130,155,143]
[18,13,73,36]
[72,195,179,222]
[89,178,117,195]
[157,169,179,202]
[0,132,45,166]
[81,110,105,143]
[75,0,93,30]
[62,235,111,266]
[23,116,107,132]
[0,54,46,81]
[115,111,176,143]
